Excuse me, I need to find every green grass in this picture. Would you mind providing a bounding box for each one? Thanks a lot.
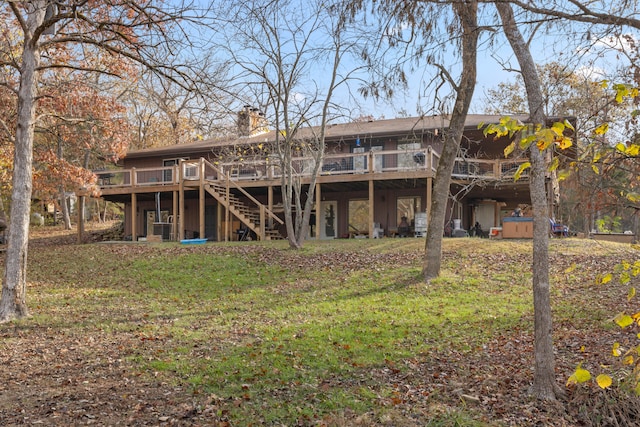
[18,236,638,425]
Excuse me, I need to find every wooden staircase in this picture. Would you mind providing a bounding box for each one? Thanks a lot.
[204,182,282,241]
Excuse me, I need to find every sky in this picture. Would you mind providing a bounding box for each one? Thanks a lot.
[177,1,638,124]
[357,31,636,121]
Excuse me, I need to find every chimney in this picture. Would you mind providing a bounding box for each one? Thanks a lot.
[237,106,268,137]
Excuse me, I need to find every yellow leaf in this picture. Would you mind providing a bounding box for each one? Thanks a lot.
[564,263,577,273]
[580,345,586,352]
[519,134,535,149]
[613,342,622,357]
[591,164,600,175]
[621,272,631,285]
[548,157,560,172]
[557,137,573,150]
[623,355,635,365]
[596,374,613,389]
[568,366,591,384]
[601,273,612,284]
[594,123,609,135]
[504,142,515,158]
[557,169,572,182]
[563,119,575,131]
[629,287,636,301]
[616,142,627,153]
[614,313,634,328]
[513,162,530,181]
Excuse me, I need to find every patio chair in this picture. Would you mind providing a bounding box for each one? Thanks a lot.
[550,218,568,237]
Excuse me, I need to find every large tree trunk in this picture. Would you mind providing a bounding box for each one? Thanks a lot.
[423,1,478,280]
[56,135,72,229]
[0,2,45,322]
[496,2,563,400]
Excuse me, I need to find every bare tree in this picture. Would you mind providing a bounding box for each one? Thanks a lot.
[505,0,640,29]
[423,1,479,279]
[213,0,364,249]
[496,1,564,401]
[0,1,205,322]
[347,0,480,278]
[122,59,234,149]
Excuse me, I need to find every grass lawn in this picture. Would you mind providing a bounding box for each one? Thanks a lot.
[1,227,639,426]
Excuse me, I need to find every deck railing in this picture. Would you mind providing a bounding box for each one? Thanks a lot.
[95,148,527,189]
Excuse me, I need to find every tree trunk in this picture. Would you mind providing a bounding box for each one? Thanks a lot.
[0,2,45,322]
[56,134,72,229]
[496,1,563,400]
[59,187,72,229]
[423,0,478,280]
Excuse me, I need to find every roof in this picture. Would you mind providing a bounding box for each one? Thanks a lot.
[123,114,531,159]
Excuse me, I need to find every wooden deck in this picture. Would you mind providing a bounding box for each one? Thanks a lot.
[95,148,527,196]
[90,149,530,243]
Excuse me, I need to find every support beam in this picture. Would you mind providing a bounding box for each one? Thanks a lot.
[199,181,205,240]
[368,180,374,238]
[178,161,184,241]
[131,193,137,241]
[426,176,433,223]
[172,190,178,241]
[216,202,222,242]
[268,185,274,229]
[225,171,230,242]
[315,183,321,240]
[199,158,205,239]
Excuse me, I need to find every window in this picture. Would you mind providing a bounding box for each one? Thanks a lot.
[397,196,421,224]
[163,158,188,182]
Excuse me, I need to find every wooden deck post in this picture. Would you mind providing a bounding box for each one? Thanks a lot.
[426,147,433,224]
[199,159,205,239]
[315,183,321,240]
[268,185,274,229]
[426,176,433,223]
[172,190,178,241]
[131,193,137,241]
[259,205,266,240]
[178,161,184,241]
[225,170,230,242]
[216,202,222,242]
[369,179,374,238]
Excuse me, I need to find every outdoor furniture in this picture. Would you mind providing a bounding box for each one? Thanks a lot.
[236,227,249,241]
[550,219,569,237]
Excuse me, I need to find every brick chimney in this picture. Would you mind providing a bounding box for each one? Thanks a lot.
[237,106,268,137]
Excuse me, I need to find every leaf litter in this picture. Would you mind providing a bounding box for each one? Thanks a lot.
[0,224,638,425]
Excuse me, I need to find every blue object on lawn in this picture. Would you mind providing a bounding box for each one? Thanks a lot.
[180,238,207,244]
